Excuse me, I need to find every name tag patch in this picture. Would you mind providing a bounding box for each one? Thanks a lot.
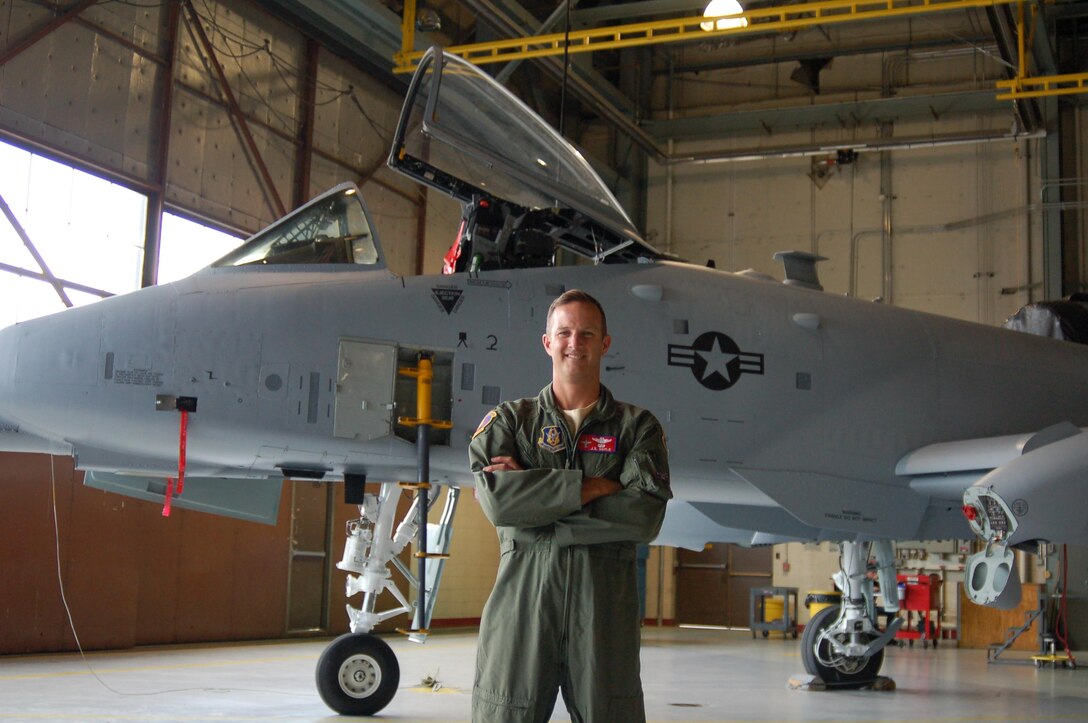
[577,434,617,453]
[538,425,565,453]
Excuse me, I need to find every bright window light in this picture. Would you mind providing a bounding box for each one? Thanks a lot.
[0,138,245,331]
[701,0,748,31]
[158,213,242,284]
[0,139,145,327]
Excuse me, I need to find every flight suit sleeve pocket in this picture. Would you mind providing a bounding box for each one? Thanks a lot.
[621,447,671,499]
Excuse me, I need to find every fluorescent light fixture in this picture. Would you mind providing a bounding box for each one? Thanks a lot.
[701,0,748,31]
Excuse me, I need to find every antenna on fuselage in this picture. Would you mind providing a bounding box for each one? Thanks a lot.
[774,251,828,291]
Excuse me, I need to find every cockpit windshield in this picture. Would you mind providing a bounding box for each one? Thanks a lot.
[212,184,381,268]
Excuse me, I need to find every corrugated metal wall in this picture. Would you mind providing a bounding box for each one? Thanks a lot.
[0,0,420,272]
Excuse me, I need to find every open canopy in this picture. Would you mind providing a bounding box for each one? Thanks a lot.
[388,48,668,266]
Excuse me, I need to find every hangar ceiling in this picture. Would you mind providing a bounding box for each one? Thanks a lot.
[0,0,1086,299]
[256,0,1088,264]
[260,0,1088,154]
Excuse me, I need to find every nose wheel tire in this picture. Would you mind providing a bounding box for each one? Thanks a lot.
[316,633,400,715]
[801,604,884,687]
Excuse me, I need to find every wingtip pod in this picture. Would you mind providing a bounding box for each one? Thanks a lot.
[961,428,1088,608]
[964,430,1088,550]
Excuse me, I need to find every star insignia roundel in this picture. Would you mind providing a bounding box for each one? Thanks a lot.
[668,331,765,391]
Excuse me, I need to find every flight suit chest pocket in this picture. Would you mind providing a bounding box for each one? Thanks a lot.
[576,431,624,479]
[580,453,623,480]
[517,432,568,469]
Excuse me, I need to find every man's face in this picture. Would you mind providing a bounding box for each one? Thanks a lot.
[542,301,611,382]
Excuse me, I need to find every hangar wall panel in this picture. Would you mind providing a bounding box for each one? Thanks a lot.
[313,53,398,182]
[429,491,500,623]
[1,12,151,181]
[170,2,297,229]
[0,453,291,654]
[647,134,1042,327]
[644,42,1051,326]
[888,141,1033,323]
[364,181,418,277]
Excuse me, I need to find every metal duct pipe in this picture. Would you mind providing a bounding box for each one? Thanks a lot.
[666,129,1047,165]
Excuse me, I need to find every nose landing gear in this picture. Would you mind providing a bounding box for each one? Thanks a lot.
[316,633,401,716]
[315,352,459,716]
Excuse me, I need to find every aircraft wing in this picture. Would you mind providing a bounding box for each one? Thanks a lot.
[897,422,1088,547]
[655,500,818,550]
[661,422,1088,552]
[84,471,283,525]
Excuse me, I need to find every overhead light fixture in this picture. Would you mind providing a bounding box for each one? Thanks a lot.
[700,0,748,31]
[416,7,441,32]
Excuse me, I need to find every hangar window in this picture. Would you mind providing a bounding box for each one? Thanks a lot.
[212,186,380,268]
[158,213,242,284]
[0,140,143,327]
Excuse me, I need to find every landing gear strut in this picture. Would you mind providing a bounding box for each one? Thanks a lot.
[315,353,459,716]
[801,540,902,687]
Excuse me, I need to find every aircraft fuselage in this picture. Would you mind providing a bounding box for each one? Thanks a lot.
[2,259,1086,543]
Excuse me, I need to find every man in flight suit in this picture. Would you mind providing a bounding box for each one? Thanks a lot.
[469,289,672,723]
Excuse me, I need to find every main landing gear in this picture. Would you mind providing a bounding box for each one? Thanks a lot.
[801,540,902,687]
[315,353,459,716]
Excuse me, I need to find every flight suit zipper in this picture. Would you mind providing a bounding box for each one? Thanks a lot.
[555,406,602,472]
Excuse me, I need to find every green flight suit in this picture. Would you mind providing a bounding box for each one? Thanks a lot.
[469,384,672,723]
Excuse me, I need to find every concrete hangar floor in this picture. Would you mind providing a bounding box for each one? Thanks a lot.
[0,628,1084,722]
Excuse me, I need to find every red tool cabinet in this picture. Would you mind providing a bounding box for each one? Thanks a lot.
[894,574,941,648]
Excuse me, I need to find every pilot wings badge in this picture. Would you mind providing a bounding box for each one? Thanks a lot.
[577,434,617,453]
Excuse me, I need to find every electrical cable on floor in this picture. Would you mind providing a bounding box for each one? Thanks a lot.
[48,456,313,699]
[50,455,128,697]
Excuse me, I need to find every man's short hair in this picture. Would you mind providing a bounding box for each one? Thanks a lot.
[546,289,608,335]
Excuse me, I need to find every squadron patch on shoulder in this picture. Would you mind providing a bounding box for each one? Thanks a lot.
[472,410,498,439]
[537,425,565,453]
[577,434,617,453]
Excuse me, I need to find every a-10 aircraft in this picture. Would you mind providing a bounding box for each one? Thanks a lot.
[2,48,1087,716]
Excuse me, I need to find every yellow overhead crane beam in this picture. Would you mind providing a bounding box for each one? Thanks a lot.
[393,0,1020,73]
[997,72,1088,100]
[997,1,1088,100]
[394,0,1087,102]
